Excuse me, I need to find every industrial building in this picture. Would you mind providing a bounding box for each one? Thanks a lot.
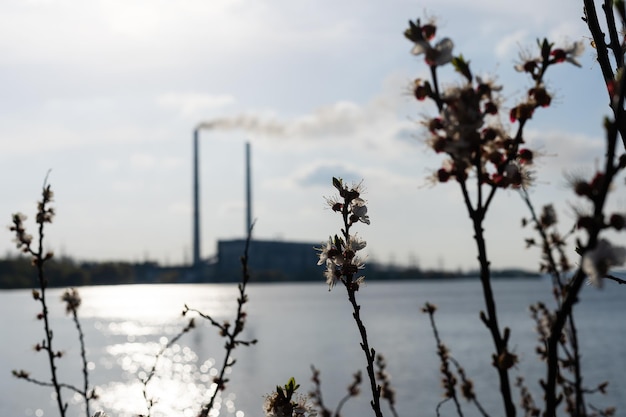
[215,239,323,282]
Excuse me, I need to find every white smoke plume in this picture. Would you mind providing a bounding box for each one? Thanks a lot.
[196,96,408,140]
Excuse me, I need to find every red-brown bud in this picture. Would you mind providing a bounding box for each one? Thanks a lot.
[428,117,444,132]
[432,137,447,153]
[437,168,450,183]
[574,181,592,197]
[551,49,566,63]
[518,148,533,164]
[590,172,605,192]
[421,24,436,41]
[510,103,534,123]
[488,151,504,165]
[484,101,498,115]
[413,79,432,101]
[482,127,498,142]
[522,61,538,74]
[577,216,594,230]
[609,214,625,230]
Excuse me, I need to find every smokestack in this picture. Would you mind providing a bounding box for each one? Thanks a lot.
[245,142,252,236]
[192,128,201,269]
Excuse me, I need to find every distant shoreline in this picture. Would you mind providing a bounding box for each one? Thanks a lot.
[0,256,541,289]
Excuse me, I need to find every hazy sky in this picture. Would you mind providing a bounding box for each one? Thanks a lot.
[0,0,621,271]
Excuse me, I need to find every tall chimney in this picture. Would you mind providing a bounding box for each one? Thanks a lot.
[192,128,201,268]
[245,141,252,236]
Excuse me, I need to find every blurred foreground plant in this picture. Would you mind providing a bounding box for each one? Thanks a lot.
[10,178,97,417]
[406,16,585,416]
[404,4,626,416]
[264,377,317,417]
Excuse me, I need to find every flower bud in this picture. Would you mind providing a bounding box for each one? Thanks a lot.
[421,24,436,40]
[573,181,592,197]
[577,216,594,230]
[482,127,498,142]
[551,49,566,63]
[518,148,533,164]
[421,302,437,314]
[484,101,498,115]
[437,168,450,183]
[413,80,432,101]
[428,117,444,132]
[432,137,447,153]
[510,103,535,123]
[496,350,518,370]
[609,214,625,230]
[520,60,538,74]
[529,87,551,107]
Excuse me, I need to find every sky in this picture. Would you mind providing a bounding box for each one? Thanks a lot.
[0,0,622,271]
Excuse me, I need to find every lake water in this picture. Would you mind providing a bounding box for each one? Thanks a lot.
[1,278,625,417]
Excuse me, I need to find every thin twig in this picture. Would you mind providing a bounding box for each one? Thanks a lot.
[195,222,258,417]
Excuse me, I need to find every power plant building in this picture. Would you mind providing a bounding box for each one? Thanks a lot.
[215,239,323,282]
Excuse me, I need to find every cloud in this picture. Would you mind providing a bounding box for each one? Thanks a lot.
[526,129,604,167]
[98,158,121,172]
[157,93,236,119]
[296,163,363,187]
[129,153,183,171]
[494,30,528,60]
[129,153,157,170]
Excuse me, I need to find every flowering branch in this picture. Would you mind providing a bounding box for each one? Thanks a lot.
[316,177,383,417]
[543,69,626,417]
[9,178,71,417]
[520,192,601,415]
[406,16,586,417]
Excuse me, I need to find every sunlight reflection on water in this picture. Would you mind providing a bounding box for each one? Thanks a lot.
[78,284,245,417]
[79,284,238,322]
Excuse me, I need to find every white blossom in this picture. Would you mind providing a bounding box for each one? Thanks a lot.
[350,198,370,225]
[412,37,454,66]
[563,40,585,67]
[347,233,367,252]
[582,239,626,287]
[324,263,340,289]
[316,238,334,266]
[263,393,317,417]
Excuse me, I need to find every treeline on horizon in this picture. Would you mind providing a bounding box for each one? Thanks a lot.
[0,256,182,289]
[0,255,541,289]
